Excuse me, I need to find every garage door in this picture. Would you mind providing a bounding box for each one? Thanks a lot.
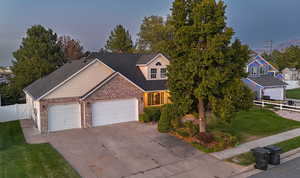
[263,87,284,100]
[48,104,81,132]
[92,98,138,127]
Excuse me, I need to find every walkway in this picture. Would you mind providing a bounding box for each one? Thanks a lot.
[275,110,300,122]
[211,128,300,160]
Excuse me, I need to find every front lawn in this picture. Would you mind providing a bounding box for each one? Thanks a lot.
[0,121,80,178]
[0,121,26,149]
[286,88,300,99]
[228,136,300,166]
[208,108,300,143]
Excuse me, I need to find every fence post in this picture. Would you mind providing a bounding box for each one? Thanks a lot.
[262,101,264,107]
[280,104,283,110]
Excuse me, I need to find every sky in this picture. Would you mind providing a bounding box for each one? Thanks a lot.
[1,0,300,66]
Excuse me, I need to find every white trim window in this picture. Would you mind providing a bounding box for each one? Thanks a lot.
[251,67,258,76]
[150,68,157,79]
[160,68,167,78]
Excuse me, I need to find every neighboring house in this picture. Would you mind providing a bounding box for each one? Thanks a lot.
[243,55,287,100]
[282,68,300,81]
[0,74,9,84]
[0,66,12,74]
[23,53,171,133]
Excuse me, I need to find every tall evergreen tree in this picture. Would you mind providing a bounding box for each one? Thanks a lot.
[167,0,252,133]
[11,25,64,99]
[105,25,134,53]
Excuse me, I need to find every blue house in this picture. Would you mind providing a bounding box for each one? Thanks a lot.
[243,55,287,100]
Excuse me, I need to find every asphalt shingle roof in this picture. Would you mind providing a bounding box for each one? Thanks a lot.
[24,58,94,100]
[136,54,158,65]
[90,52,167,91]
[24,52,167,100]
[248,75,287,87]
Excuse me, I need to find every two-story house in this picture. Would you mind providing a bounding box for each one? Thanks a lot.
[243,55,287,100]
[23,52,171,133]
[282,68,300,81]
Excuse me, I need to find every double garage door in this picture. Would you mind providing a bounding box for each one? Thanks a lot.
[48,98,138,132]
[92,98,138,127]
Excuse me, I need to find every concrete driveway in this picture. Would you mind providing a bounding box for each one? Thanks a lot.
[27,122,241,178]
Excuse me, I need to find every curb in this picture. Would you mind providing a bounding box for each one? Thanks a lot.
[229,147,300,178]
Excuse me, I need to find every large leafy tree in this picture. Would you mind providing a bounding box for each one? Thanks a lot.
[167,0,252,133]
[11,25,64,99]
[105,25,134,53]
[58,35,84,60]
[137,16,175,54]
[264,46,300,71]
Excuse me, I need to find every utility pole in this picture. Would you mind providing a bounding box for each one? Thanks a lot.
[264,40,273,56]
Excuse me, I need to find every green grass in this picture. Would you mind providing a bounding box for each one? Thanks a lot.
[191,142,215,153]
[0,121,26,149]
[227,136,300,166]
[0,121,80,178]
[286,88,300,99]
[208,108,300,143]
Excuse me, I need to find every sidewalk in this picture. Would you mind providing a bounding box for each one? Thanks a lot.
[211,128,300,160]
[275,110,300,122]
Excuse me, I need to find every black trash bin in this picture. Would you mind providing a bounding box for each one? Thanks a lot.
[251,147,270,170]
[288,100,295,106]
[264,145,282,165]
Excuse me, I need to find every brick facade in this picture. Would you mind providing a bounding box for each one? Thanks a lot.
[39,74,144,133]
[82,74,144,128]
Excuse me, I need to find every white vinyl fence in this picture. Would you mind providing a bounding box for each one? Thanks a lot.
[254,100,300,113]
[0,104,31,122]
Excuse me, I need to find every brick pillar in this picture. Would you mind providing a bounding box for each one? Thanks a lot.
[85,101,92,128]
[80,101,85,128]
[139,96,144,114]
[40,101,48,135]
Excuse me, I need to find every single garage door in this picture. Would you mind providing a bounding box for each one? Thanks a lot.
[263,87,284,100]
[92,98,138,127]
[48,104,81,132]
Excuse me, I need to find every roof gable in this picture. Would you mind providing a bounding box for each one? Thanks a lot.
[136,53,170,66]
[89,52,168,91]
[44,60,114,99]
[24,58,99,100]
[248,55,278,72]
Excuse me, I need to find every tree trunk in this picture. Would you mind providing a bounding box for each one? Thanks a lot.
[198,99,206,133]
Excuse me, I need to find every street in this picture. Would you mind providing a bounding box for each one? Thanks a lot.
[250,156,300,178]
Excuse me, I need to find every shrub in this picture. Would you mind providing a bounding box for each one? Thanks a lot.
[158,104,179,132]
[139,114,146,123]
[211,131,239,151]
[197,132,214,144]
[184,121,199,137]
[171,118,182,129]
[143,106,161,123]
[193,131,238,152]
[176,128,189,137]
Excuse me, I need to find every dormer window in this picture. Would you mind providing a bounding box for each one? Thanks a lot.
[150,68,157,79]
[156,62,162,66]
[161,68,167,78]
